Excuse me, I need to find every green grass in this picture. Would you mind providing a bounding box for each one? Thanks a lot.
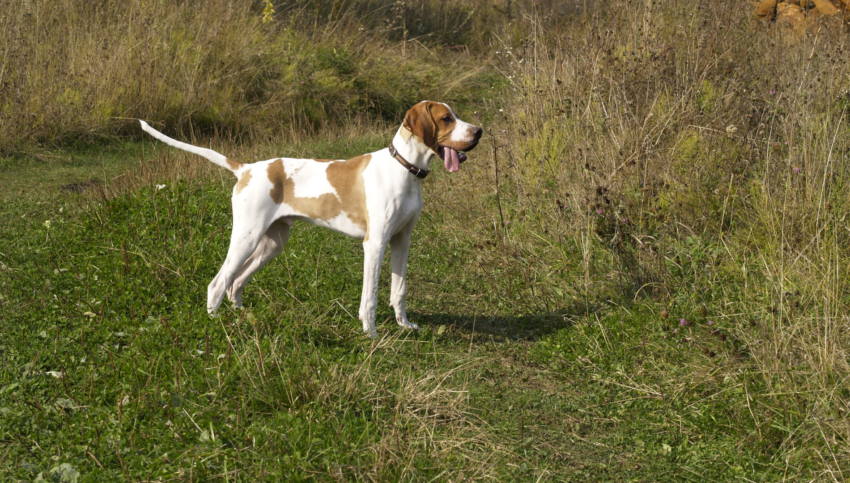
[0,142,148,201]
[1,176,487,481]
[0,138,831,481]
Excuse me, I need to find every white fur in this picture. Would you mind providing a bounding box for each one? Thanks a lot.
[139,121,239,175]
[283,158,337,199]
[140,104,480,338]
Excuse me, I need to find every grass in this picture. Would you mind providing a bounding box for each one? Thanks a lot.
[0,142,149,201]
[0,133,839,481]
[487,0,850,476]
[0,151,504,481]
[3,0,850,480]
[0,0,494,153]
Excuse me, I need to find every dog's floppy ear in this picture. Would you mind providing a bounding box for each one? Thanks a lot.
[403,102,437,150]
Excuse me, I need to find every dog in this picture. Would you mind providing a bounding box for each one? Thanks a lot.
[140,101,482,337]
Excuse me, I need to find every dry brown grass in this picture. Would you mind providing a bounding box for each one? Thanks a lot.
[223,320,505,481]
[0,0,489,153]
[462,0,850,474]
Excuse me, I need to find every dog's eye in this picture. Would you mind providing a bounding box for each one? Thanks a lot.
[442,116,453,122]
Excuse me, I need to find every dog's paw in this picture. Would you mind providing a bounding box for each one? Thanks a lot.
[226,289,243,308]
[396,317,420,330]
[366,330,379,339]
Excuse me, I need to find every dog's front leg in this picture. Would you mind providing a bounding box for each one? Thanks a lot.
[390,220,418,330]
[359,237,388,338]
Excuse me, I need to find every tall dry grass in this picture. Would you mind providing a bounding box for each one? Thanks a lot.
[486,0,850,474]
[0,0,494,153]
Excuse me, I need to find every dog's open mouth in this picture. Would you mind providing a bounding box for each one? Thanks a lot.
[437,146,469,173]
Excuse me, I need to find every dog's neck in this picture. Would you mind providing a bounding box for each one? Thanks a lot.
[392,127,435,172]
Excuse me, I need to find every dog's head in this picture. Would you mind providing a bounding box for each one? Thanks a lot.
[402,101,483,172]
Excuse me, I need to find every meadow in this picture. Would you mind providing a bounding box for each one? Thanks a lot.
[2,0,850,480]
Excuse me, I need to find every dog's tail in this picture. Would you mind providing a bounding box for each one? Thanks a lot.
[139,120,242,176]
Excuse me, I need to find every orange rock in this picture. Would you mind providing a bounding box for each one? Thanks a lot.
[812,0,840,15]
[754,0,778,16]
[776,1,803,17]
[776,2,807,33]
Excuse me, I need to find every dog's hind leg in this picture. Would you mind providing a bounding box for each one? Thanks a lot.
[226,218,293,308]
[207,218,272,314]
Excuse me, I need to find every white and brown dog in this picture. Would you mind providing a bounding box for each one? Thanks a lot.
[140,101,482,337]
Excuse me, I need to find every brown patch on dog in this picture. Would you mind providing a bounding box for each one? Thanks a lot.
[402,101,476,153]
[403,102,438,150]
[226,158,242,171]
[266,156,372,236]
[268,160,286,204]
[328,154,372,236]
[431,102,478,153]
[235,169,252,194]
[431,103,461,147]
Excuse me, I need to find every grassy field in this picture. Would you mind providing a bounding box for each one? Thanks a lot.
[3,0,850,481]
[1,137,820,482]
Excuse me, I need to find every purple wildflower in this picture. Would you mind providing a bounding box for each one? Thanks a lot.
[680,318,688,326]
[597,209,603,214]
[708,320,714,326]
[793,167,800,174]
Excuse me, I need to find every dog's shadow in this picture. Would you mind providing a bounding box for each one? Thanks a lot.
[408,306,597,343]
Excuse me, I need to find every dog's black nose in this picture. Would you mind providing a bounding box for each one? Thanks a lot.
[472,127,483,140]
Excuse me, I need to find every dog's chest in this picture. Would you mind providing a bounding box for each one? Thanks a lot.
[362,159,423,231]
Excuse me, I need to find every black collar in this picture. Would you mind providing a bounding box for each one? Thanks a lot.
[389,145,429,179]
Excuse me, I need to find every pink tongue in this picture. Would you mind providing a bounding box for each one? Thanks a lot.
[443,147,460,173]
